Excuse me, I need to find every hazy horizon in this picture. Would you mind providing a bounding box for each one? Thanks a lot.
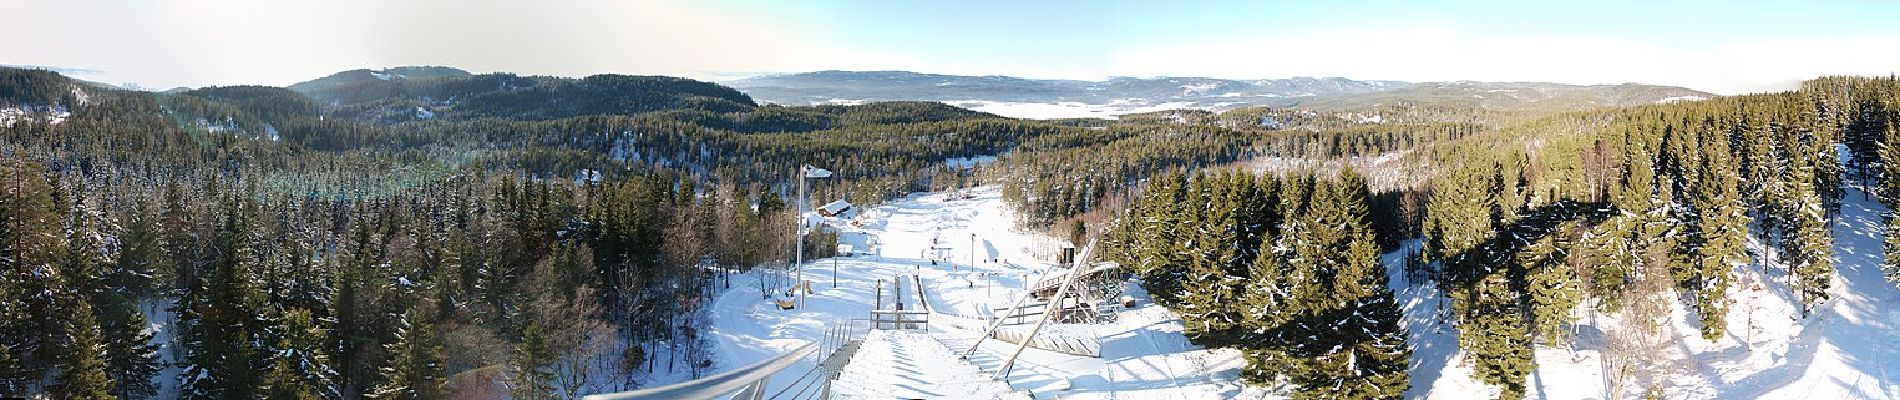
[6,0,1900,94]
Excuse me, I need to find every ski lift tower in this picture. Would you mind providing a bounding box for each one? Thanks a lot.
[795,165,833,308]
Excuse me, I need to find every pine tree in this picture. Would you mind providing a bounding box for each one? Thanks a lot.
[1,160,68,389]
[51,299,116,400]
[0,265,22,394]
[263,308,339,400]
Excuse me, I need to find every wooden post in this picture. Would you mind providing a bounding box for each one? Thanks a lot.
[995,238,1094,381]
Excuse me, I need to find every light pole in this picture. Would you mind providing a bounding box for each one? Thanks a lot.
[795,165,832,309]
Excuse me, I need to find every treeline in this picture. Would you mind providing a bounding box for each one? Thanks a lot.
[995,103,1490,232]
[1099,169,1409,399]
[0,158,812,398]
[1400,76,1900,398]
[997,124,1254,228]
[1085,75,1900,398]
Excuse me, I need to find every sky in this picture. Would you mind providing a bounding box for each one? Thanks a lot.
[4,0,1900,94]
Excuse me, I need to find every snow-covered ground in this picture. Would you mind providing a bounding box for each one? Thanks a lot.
[685,186,1253,399]
[1398,180,1900,398]
[682,171,1900,399]
[831,330,1027,399]
[945,155,998,169]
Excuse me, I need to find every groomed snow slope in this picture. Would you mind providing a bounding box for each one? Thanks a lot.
[691,187,1258,399]
[830,330,1027,399]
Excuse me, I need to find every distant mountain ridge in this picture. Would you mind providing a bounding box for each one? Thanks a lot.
[287,66,758,122]
[728,70,1712,112]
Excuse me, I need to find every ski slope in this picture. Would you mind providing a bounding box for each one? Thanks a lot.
[830,330,1026,399]
[691,186,1258,399]
[687,178,1900,399]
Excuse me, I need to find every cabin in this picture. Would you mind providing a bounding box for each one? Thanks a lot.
[818,199,853,216]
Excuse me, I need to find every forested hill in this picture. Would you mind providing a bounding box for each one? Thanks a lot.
[727,70,1713,111]
[12,62,1894,399]
[287,67,760,122]
[1,64,1107,398]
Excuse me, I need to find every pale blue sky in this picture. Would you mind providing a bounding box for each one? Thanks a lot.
[4,0,1898,93]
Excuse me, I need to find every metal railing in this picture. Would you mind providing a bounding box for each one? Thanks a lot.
[583,324,864,400]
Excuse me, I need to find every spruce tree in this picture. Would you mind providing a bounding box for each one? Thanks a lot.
[114,200,162,298]
[263,308,339,400]
[1299,169,1410,399]
[1176,172,1251,347]
[370,309,447,400]
[1690,122,1746,340]
[52,299,116,400]
[181,194,267,399]
[509,324,557,400]
[1131,172,1191,307]
[1521,228,1578,344]
[93,291,158,400]
[1460,273,1534,400]
[1880,117,1900,288]
[1240,170,1408,398]
[1784,119,1836,313]
[1789,189,1834,313]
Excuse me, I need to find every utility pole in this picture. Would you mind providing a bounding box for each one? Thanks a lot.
[969,233,976,273]
[793,165,832,309]
[795,166,805,308]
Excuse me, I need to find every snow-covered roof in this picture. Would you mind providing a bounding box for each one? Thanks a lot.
[821,199,853,214]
